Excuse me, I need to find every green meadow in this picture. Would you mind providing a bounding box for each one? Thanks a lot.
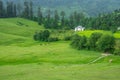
[0,18,120,80]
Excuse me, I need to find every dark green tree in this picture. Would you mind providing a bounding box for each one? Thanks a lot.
[53,10,60,29]
[60,11,65,27]
[78,36,87,49]
[34,30,50,42]
[13,4,17,17]
[38,7,43,25]
[44,9,53,28]
[33,32,39,41]
[97,34,115,53]
[71,34,81,49]
[6,1,14,17]
[29,1,33,20]
[88,32,102,50]
[71,35,87,50]
[22,1,29,18]
[68,14,74,29]
[0,0,4,17]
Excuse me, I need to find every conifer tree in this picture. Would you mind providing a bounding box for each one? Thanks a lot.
[30,1,33,20]
[38,7,43,25]
[0,0,4,17]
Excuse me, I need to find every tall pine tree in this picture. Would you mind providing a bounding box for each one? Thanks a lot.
[30,1,33,20]
[0,0,4,17]
[22,1,29,18]
[38,7,43,25]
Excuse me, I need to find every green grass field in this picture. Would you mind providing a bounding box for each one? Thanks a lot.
[0,18,120,80]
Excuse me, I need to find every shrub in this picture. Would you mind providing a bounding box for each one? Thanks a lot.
[71,34,87,50]
[97,34,115,53]
[71,34,81,49]
[114,49,120,56]
[64,36,72,41]
[33,32,39,41]
[88,32,102,50]
[33,30,50,42]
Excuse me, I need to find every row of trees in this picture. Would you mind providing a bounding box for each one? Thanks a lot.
[33,30,59,42]
[0,0,33,19]
[38,8,120,31]
[84,9,120,31]
[71,33,115,53]
[0,0,17,17]
[0,0,120,31]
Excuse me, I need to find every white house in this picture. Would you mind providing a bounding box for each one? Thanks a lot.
[75,26,85,31]
[117,27,120,30]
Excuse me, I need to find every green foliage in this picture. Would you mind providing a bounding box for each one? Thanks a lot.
[71,32,117,54]
[64,36,72,41]
[88,32,102,50]
[77,30,120,39]
[97,34,115,53]
[34,30,50,42]
[114,50,120,56]
[3,0,120,16]
[71,35,87,50]
[1,0,120,30]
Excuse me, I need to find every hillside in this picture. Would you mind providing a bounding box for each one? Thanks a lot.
[0,18,44,45]
[0,18,120,80]
[3,0,120,16]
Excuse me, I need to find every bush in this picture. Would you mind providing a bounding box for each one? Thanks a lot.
[33,32,39,41]
[97,34,115,53]
[64,36,72,41]
[33,30,50,42]
[70,33,117,55]
[114,49,120,56]
[71,34,87,50]
[71,34,81,49]
[88,32,102,50]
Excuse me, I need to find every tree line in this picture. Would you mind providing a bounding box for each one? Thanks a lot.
[33,30,59,42]
[71,33,116,54]
[0,0,120,31]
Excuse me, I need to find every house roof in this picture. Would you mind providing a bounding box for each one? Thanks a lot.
[76,26,84,28]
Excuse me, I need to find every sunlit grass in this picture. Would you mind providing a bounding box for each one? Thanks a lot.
[77,30,120,38]
[0,18,120,80]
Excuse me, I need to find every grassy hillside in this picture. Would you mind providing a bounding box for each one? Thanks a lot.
[0,18,120,80]
[0,18,44,37]
[0,18,44,45]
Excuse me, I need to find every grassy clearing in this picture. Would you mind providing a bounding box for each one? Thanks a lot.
[77,30,120,39]
[0,63,120,80]
[114,31,120,39]
[0,42,120,80]
[0,42,100,65]
[0,18,120,80]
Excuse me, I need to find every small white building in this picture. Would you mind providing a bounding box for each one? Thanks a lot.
[75,26,85,31]
[117,27,120,30]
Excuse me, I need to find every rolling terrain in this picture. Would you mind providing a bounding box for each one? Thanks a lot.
[0,18,120,80]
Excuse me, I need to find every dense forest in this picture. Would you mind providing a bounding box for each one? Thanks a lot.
[2,0,120,16]
[0,0,120,31]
